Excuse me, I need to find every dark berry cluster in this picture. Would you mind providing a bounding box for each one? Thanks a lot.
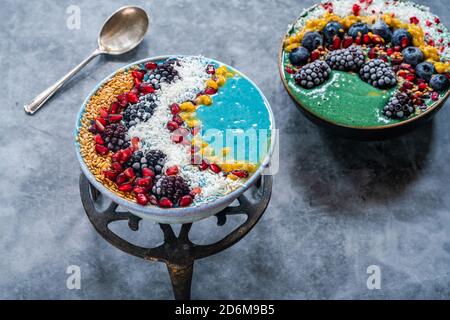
[325,46,365,72]
[294,60,331,89]
[102,123,130,152]
[153,175,191,204]
[359,59,397,89]
[123,93,159,128]
[146,59,180,90]
[126,149,166,176]
[383,92,415,119]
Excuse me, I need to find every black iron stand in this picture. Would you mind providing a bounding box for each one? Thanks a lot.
[79,174,272,300]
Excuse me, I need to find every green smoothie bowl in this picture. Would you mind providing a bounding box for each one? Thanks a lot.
[279,0,450,139]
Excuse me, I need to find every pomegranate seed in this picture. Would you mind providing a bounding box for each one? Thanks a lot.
[210,164,221,174]
[142,168,155,178]
[435,17,441,24]
[134,77,142,87]
[171,134,183,144]
[109,114,123,123]
[310,50,320,61]
[431,92,439,101]
[99,108,109,118]
[124,168,135,179]
[355,36,362,45]
[172,114,184,126]
[145,62,157,70]
[129,137,138,151]
[167,121,179,132]
[232,170,249,178]
[170,103,181,115]
[410,16,419,25]
[386,48,394,56]
[120,148,133,163]
[117,93,128,107]
[179,195,193,207]
[363,34,371,44]
[110,102,119,114]
[428,39,435,46]
[206,64,216,74]
[332,36,341,50]
[140,84,155,94]
[118,183,133,192]
[112,152,121,162]
[136,177,152,187]
[132,70,144,80]
[406,74,415,82]
[204,87,217,95]
[285,67,295,74]
[136,193,149,205]
[149,195,159,206]
[159,198,173,208]
[426,20,432,27]
[126,92,139,104]
[95,120,105,132]
[418,83,428,91]
[112,162,122,172]
[199,160,209,171]
[116,173,128,185]
[394,46,401,52]
[342,37,353,48]
[95,144,109,155]
[401,37,409,48]
[352,3,361,16]
[368,48,377,59]
[95,134,104,145]
[103,170,118,181]
[166,166,179,176]
[403,82,414,90]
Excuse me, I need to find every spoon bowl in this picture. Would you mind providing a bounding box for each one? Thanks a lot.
[24,6,149,115]
[98,6,149,55]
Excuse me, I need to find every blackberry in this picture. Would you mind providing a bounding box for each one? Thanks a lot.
[294,60,331,89]
[123,93,159,128]
[359,59,397,88]
[383,92,415,119]
[326,46,365,72]
[145,59,180,90]
[102,123,130,152]
[126,149,166,176]
[152,175,190,204]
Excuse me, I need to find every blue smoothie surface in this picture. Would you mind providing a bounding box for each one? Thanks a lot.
[196,72,272,163]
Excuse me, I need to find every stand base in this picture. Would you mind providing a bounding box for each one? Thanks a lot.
[80,174,272,300]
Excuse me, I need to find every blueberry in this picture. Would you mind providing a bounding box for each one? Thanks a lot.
[392,29,412,47]
[323,21,345,44]
[372,20,392,42]
[289,46,310,66]
[430,74,450,92]
[302,32,323,52]
[348,22,370,38]
[402,47,424,66]
[415,62,436,82]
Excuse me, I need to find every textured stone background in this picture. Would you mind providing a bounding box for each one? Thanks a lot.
[1,0,449,299]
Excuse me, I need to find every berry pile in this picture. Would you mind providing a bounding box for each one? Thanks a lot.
[153,175,191,207]
[294,60,331,89]
[145,59,179,90]
[284,7,450,121]
[126,149,166,176]
[122,93,159,128]
[326,46,365,72]
[359,59,397,89]
[102,123,130,152]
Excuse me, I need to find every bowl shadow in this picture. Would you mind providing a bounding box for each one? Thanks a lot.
[291,120,434,214]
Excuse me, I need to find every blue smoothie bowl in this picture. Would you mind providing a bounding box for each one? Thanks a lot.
[75,55,276,224]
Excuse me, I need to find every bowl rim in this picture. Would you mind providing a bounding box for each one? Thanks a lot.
[74,55,276,220]
[278,3,450,131]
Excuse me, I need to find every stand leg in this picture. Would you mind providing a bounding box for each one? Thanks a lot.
[166,262,194,300]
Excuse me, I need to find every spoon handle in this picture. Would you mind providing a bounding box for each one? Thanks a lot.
[24,49,103,115]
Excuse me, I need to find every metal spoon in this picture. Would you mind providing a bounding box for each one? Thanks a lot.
[24,6,149,115]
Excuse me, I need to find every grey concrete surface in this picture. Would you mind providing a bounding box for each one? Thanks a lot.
[1,0,449,300]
